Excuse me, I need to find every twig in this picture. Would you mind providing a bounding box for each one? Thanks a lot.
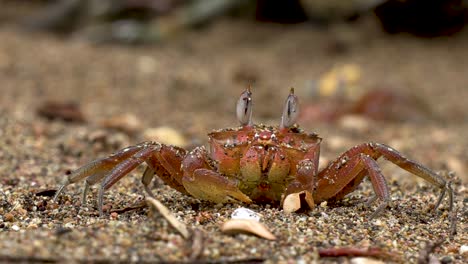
[146,196,190,239]
[318,247,395,259]
[189,228,205,261]
[110,200,147,214]
[0,255,58,263]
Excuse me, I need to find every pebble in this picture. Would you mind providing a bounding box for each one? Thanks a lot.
[460,245,468,255]
[338,115,370,133]
[4,213,15,222]
[351,257,385,264]
[110,212,119,219]
[143,127,187,147]
[100,113,143,134]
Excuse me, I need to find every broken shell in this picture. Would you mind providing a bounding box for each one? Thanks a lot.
[283,191,315,214]
[231,207,262,221]
[146,197,189,239]
[283,193,301,214]
[221,219,276,240]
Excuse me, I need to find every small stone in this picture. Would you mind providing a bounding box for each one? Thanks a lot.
[16,208,27,216]
[143,127,187,147]
[351,257,385,264]
[460,245,468,255]
[373,219,384,226]
[440,256,453,263]
[338,115,370,133]
[110,212,119,219]
[102,204,112,213]
[11,225,20,231]
[446,158,465,179]
[100,113,143,134]
[137,56,157,75]
[4,213,14,222]
[327,136,348,150]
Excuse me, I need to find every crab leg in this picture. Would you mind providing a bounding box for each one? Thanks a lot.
[53,144,146,203]
[315,143,453,217]
[359,154,390,218]
[54,142,190,216]
[96,143,188,215]
[96,145,159,215]
[371,143,452,211]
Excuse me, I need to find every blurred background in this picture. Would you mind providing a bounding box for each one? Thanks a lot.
[0,2,466,262]
[0,0,467,183]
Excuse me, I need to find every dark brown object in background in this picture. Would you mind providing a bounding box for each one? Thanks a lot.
[37,101,86,122]
[374,0,467,37]
[351,88,434,122]
[300,88,435,123]
[256,0,308,23]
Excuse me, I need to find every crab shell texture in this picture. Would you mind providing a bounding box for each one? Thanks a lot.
[207,123,321,204]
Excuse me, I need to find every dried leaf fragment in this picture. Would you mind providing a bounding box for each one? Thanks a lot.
[221,219,276,240]
[146,197,189,239]
[37,101,85,122]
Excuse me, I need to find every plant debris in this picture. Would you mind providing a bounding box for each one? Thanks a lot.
[146,196,190,239]
[221,219,276,240]
[37,101,86,122]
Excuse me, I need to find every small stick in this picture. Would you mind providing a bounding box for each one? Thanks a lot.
[189,229,204,261]
[146,196,190,239]
[318,247,395,259]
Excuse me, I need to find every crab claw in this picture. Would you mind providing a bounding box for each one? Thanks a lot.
[181,147,252,204]
[183,169,252,204]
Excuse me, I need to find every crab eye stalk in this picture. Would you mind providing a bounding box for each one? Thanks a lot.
[237,87,253,126]
[280,88,299,129]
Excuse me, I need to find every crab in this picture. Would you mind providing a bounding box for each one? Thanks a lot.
[53,87,453,219]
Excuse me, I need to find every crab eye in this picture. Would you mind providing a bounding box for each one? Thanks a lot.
[236,87,253,126]
[280,88,299,129]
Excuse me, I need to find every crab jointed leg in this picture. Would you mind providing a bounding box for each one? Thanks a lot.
[315,142,453,217]
[53,144,146,204]
[53,142,188,215]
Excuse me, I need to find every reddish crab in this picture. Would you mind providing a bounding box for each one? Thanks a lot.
[53,88,453,218]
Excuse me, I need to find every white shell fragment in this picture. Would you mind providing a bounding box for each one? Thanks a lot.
[231,207,262,222]
[221,219,276,240]
[146,197,189,239]
[351,257,385,264]
[460,245,468,255]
